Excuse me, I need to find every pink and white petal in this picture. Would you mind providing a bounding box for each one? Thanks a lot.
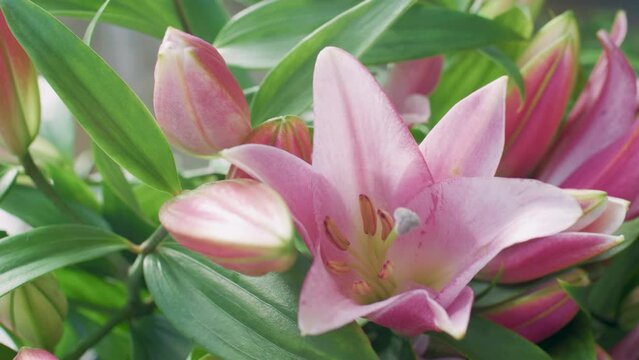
[582,197,629,234]
[387,177,581,305]
[369,287,473,338]
[539,31,637,185]
[420,77,507,180]
[610,11,628,45]
[222,144,320,253]
[312,47,433,213]
[385,56,444,105]
[477,232,624,283]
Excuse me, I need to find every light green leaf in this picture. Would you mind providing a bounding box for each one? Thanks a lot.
[47,163,100,212]
[361,5,523,65]
[177,0,229,42]
[432,315,551,360]
[1,0,181,194]
[215,0,359,69]
[250,0,415,124]
[144,246,377,359]
[32,0,181,37]
[0,225,130,296]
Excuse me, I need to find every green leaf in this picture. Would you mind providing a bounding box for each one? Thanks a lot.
[215,0,359,69]
[0,225,130,296]
[54,268,127,310]
[32,0,182,37]
[1,0,181,194]
[0,168,18,203]
[131,315,192,360]
[93,144,142,214]
[0,344,16,359]
[144,246,377,359]
[176,0,229,42]
[250,0,415,124]
[479,46,525,97]
[134,184,173,224]
[539,312,596,360]
[431,315,551,360]
[47,163,100,212]
[360,5,523,65]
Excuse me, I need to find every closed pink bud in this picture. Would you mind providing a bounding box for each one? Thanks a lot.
[227,116,312,179]
[610,325,639,360]
[153,28,251,156]
[160,179,296,276]
[482,269,589,343]
[498,12,579,177]
[0,11,40,157]
[14,348,57,360]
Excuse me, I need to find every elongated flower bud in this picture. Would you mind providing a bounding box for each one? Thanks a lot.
[160,179,296,276]
[0,11,40,157]
[498,12,579,177]
[482,269,589,343]
[0,275,67,350]
[227,116,312,179]
[153,28,251,156]
[14,348,57,360]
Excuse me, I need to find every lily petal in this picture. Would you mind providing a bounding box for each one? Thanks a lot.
[385,56,444,105]
[312,47,433,213]
[420,77,507,181]
[387,177,581,305]
[539,31,637,185]
[478,232,624,283]
[582,197,629,234]
[222,144,320,253]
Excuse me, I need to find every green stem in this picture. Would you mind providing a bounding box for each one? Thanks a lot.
[19,151,83,223]
[62,226,168,360]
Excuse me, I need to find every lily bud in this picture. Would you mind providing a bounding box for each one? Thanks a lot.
[482,269,589,343]
[160,179,296,276]
[227,116,312,179]
[384,56,443,126]
[153,27,251,156]
[498,12,579,177]
[0,11,40,157]
[0,275,67,350]
[14,348,57,360]
[610,325,639,360]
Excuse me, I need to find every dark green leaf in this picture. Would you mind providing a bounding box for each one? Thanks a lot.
[144,246,377,359]
[0,225,130,296]
[93,144,142,215]
[250,0,414,124]
[431,315,551,360]
[134,184,173,224]
[215,0,359,69]
[32,0,181,37]
[177,0,229,42]
[1,0,181,194]
[559,280,591,315]
[479,46,525,97]
[0,343,16,359]
[539,312,596,360]
[361,5,523,65]
[102,185,156,242]
[47,164,100,212]
[54,268,127,310]
[131,315,192,360]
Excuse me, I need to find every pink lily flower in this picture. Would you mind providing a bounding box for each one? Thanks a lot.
[384,56,443,126]
[609,324,639,360]
[223,47,581,337]
[14,348,57,360]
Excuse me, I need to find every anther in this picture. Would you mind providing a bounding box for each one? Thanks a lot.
[352,280,372,296]
[377,260,394,280]
[359,194,377,236]
[324,216,350,250]
[377,209,394,241]
[326,260,350,274]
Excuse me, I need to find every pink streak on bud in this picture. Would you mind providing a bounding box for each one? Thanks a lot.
[498,12,579,177]
[159,179,296,276]
[153,28,251,156]
[227,116,312,179]
[14,348,57,360]
[0,11,40,157]
[482,269,588,343]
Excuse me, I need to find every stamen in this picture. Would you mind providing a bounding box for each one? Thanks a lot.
[377,260,394,280]
[324,216,350,250]
[359,194,377,236]
[326,260,350,274]
[352,280,372,296]
[377,209,394,241]
[394,207,421,235]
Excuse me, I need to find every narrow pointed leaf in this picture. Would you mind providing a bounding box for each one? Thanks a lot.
[144,245,377,359]
[0,0,181,194]
[0,225,130,296]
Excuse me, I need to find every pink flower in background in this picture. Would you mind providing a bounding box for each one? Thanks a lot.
[610,324,639,360]
[153,28,251,156]
[384,56,443,126]
[14,348,57,360]
[224,47,581,337]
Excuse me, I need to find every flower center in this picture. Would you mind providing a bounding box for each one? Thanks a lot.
[323,194,400,304]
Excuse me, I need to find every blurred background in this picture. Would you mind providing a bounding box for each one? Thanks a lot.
[60,0,639,164]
